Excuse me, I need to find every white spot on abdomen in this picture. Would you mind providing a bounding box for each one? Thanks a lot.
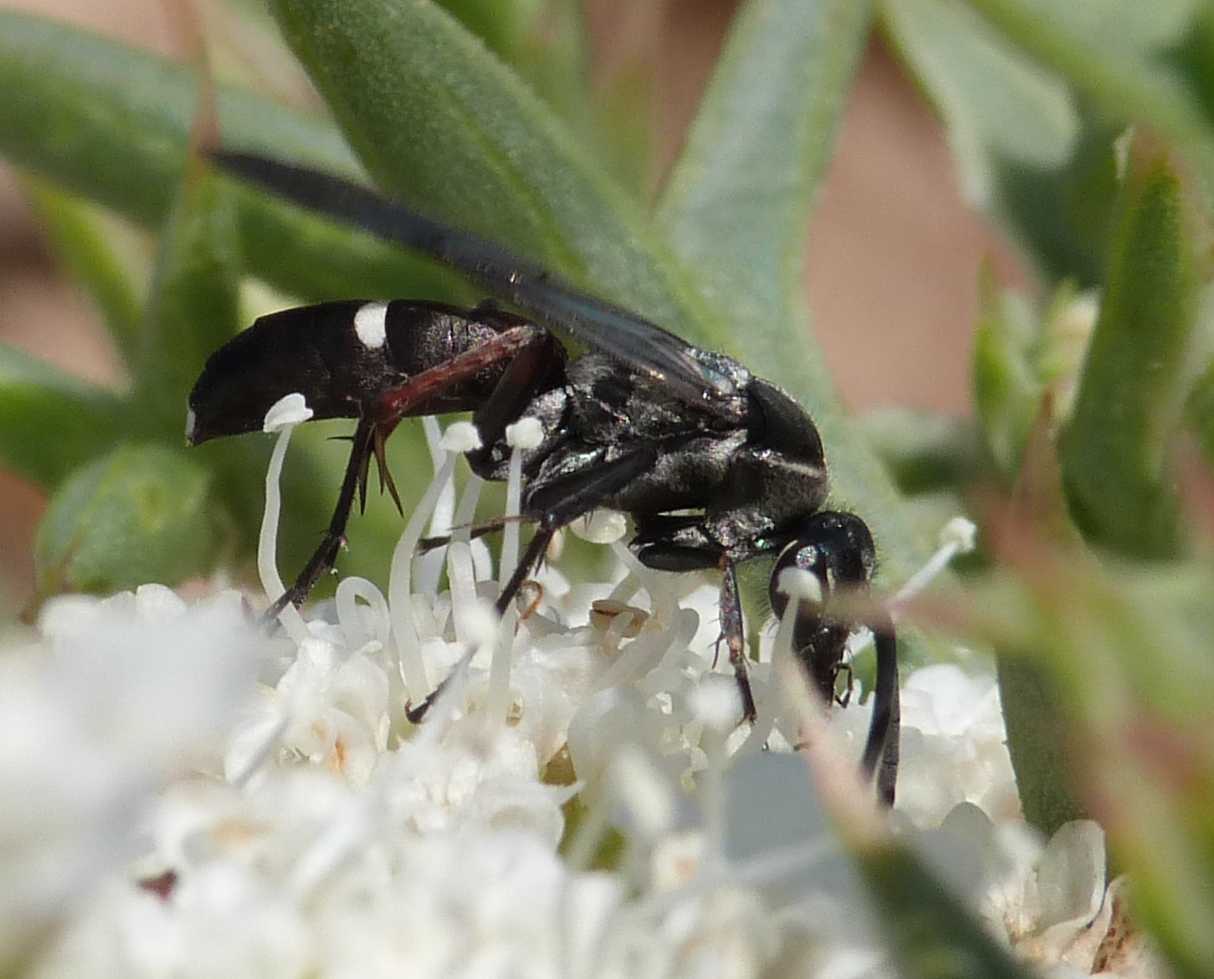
[354,301,389,349]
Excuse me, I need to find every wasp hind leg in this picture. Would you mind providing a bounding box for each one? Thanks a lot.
[407,446,659,723]
[263,415,378,624]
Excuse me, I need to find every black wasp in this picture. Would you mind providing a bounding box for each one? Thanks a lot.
[188,152,900,803]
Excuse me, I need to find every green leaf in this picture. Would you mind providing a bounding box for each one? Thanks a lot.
[0,343,126,488]
[882,0,1078,206]
[0,12,342,222]
[22,177,145,366]
[886,1,1191,286]
[995,654,1087,835]
[266,0,710,336]
[659,0,937,582]
[1060,135,1209,559]
[34,443,226,596]
[135,162,242,438]
[0,11,455,302]
[432,3,644,195]
[1010,0,1201,55]
[588,55,658,196]
[435,0,593,137]
[435,0,548,64]
[1172,2,1214,126]
[967,0,1214,198]
[987,400,1090,836]
[659,0,873,379]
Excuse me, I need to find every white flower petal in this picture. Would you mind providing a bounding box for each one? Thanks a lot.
[1037,820,1107,931]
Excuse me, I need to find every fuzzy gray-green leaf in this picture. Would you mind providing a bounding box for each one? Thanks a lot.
[0,11,454,302]
[34,444,225,596]
[135,164,243,438]
[659,0,936,581]
[267,0,711,339]
[883,0,1078,207]
[660,0,873,366]
[996,654,1087,836]
[435,0,591,134]
[1061,137,1208,559]
[967,0,1214,197]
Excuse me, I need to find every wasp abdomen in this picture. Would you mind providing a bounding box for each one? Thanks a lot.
[187,300,514,443]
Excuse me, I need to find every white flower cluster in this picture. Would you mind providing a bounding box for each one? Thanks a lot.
[3,404,1170,979]
[0,585,257,968]
[918,806,1169,978]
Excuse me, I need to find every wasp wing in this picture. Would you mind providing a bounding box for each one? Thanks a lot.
[214,151,726,407]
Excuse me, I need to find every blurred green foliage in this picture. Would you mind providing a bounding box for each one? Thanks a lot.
[3,0,1214,973]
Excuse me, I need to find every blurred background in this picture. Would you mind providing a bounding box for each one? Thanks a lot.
[8,9,1214,972]
[0,0,1025,606]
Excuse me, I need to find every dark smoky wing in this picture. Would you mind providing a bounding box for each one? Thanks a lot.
[212,151,729,408]
[507,283,716,406]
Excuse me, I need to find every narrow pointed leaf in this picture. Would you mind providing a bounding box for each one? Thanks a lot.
[659,0,936,580]
[436,1,652,194]
[996,653,1087,835]
[993,404,1089,836]
[135,164,242,438]
[0,343,126,488]
[435,0,539,57]
[266,0,712,339]
[435,0,592,131]
[992,113,1123,287]
[1001,0,1201,54]
[659,0,873,389]
[882,0,1078,207]
[1061,136,1209,559]
[0,11,455,302]
[966,0,1214,196]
